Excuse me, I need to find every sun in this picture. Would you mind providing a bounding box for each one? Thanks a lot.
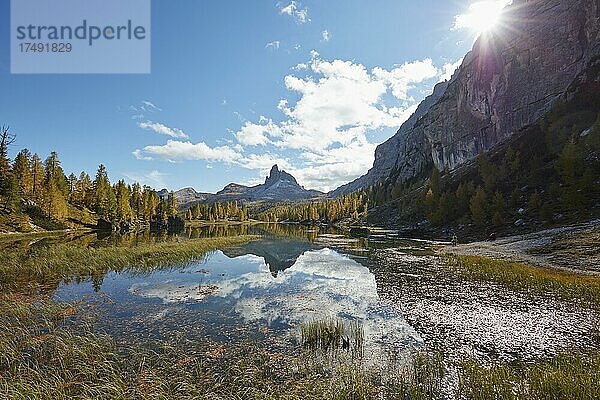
[454,0,511,35]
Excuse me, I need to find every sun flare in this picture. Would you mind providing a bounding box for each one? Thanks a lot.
[454,0,512,35]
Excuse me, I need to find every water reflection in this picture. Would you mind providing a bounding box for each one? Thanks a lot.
[41,224,600,363]
[54,234,422,361]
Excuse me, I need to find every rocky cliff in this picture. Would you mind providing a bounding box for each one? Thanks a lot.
[181,165,322,209]
[333,0,600,195]
[223,165,322,201]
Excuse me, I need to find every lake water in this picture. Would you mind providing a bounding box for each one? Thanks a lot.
[51,224,600,364]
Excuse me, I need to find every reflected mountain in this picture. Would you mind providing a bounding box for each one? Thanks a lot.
[113,247,423,360]
[222,238,320,277]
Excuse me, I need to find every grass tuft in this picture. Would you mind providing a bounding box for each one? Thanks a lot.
[300,318,364,356]
[445,254,600,307]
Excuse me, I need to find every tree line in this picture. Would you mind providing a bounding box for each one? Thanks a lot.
[185,201,250,222]
[0,128,178,228]
[259,192,368,223]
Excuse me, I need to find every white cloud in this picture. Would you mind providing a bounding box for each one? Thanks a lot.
[439,58,463,82]
[141,101,162,112]
[279,1,309,23]
[265,41,280,50]
[138,121,189,139]
[133,140,241,163]
[122,170,168,189]
[293,62,308,70]
[239,153,292,173]
[372,59,438,101]
[321,30,330,42]
[235,117,281,146]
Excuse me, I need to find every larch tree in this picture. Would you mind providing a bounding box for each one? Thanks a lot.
[43,152,69,220]
[13,149,33,198]
[31,154,45,203]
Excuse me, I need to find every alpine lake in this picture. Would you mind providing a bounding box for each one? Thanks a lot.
[2,223,600,398]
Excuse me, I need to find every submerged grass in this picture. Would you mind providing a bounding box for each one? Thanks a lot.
[445,254,600,307]
[1,295,599,398]
[0,235,259,292]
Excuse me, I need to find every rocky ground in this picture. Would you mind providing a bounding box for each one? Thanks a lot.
[441,219,600,274]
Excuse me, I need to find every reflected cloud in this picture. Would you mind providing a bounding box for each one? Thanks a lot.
[127,247,423,357]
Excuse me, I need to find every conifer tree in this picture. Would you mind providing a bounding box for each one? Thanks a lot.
[0,126,17,204]
[115,180,133,222]
[73,172,92,208]
[470,187,487,227]
[31,154,44,202]
[93,164,117,220]
[42,152,68,220]
[13,149,33,198]
[166,192,178,217]
[492,191,505,227]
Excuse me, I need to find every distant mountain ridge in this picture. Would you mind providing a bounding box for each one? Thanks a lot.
[166,165,323,210]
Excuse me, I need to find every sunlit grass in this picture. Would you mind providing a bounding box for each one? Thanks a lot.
[0,235,259,292]
[444,254,600,307]
[458,353,600,400]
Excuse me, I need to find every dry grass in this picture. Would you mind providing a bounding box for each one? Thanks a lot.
[445,254,600,307]
[0,235,259,292]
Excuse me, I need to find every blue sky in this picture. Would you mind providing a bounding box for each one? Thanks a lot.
[1,0,499,192]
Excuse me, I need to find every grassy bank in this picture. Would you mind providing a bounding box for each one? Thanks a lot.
[0,299,444,400]
[0,235,259,292]
[0,228,92,243]
[445,254,600,307]
[2,299,599,399]
[458,353,600,399]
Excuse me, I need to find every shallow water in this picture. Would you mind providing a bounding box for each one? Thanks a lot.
[52,224,600,364]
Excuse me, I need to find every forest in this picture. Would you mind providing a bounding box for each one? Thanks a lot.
[0,127,179,232]
[256,95,600,235]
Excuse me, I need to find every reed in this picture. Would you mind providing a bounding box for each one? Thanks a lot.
[300,318,364,355]
[0,235,259,292]
[445,254,600,307]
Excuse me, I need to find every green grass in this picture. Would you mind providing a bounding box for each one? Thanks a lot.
[0,235,259,292]
[300,318,364,355]
[0,229,91,243]
[0,299,444,399]
[459,353,600,400]
[445,254,600,307]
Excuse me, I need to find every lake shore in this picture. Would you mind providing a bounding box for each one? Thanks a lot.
[440,219,600,274]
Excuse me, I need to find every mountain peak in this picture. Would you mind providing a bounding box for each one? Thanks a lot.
[264,164,297,187]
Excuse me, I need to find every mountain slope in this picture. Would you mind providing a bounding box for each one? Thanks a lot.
[333,0,600,195]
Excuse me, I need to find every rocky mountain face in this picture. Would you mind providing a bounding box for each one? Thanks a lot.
[174,188,211,209]
[175,165,322,209]
[217,165,322,202]
[333,0,600,195]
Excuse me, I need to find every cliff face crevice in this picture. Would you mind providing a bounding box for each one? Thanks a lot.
[332,0,600,196]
